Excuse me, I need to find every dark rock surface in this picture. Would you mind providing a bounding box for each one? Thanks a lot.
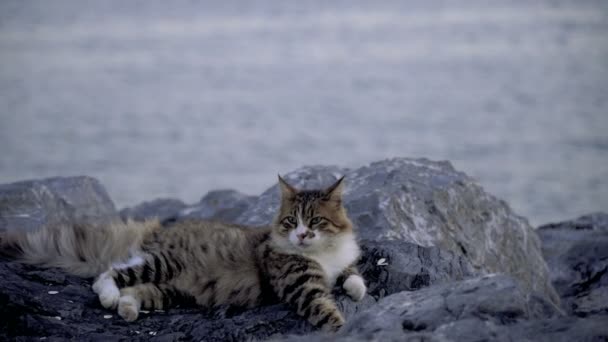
[537,212,608,317]
[0,237,472,341]
[0,176,119,233]
[0,159,606,341]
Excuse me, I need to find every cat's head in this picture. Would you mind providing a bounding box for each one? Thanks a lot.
[272,175,353,253]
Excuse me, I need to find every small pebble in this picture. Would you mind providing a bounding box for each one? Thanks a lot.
[47,291,59,295]
[377,258,388,266]
[54,316,62,321]
[134,331,141,335]
[103,315,113,319]
[149,331,157,336]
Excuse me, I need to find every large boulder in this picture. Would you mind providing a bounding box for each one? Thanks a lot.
[0,176,119,233]
[537,212,608,317]
[207,158,557,306]
[132,158,556,303]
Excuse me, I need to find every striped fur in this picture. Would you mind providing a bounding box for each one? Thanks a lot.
[4,176,366,332]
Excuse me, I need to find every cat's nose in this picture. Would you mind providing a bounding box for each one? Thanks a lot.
[298,231,315,241]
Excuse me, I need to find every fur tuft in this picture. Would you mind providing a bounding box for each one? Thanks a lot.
[2,220,160,277]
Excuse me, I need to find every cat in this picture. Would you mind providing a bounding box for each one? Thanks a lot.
[2,176,366,332]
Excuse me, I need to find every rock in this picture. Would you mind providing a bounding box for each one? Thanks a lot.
[356,240,475,299]
[177,189,256,223]
[234,158,558,306]
[3,160,605,341]
[537,212,608,316]
[341,274,560,340]
[282,274,603,342]
[0,176,119,233]
[120,198,187,223]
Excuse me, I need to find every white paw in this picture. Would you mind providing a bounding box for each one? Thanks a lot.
[93,272,120,309]
[343,275,366,301]
[99,287,120,309]
[118,295,140,322]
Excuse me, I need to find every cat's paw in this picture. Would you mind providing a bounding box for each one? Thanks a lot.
[118,295,140,322]
[343,275,366,301]
[320,313,345,333]
[93,272,120,309]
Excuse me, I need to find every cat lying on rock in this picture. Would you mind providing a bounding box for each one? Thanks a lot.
[3,176,366,332]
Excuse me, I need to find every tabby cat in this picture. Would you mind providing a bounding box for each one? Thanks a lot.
[3,176,366,332]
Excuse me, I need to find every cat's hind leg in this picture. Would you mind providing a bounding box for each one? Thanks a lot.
[93,251,184,309]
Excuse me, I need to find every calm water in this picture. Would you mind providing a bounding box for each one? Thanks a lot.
[1,0,607,226]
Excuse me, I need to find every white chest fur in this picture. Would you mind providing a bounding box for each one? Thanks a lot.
[308,234,360,285]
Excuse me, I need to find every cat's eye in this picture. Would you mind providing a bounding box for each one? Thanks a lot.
[287,216,297,225]
[310,217,322,226]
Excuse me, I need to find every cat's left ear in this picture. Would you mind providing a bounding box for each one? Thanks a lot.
[278,175,297,199]
[323,176,345,202]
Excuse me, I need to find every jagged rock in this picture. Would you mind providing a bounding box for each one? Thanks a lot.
[0,176,118,233]
[233,158,558,306]
[537,212,608,316]
[120,198,187,223]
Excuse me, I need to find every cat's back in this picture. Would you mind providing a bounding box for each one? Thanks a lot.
[143,220,270,267]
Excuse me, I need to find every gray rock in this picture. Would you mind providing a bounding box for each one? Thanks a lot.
[120,198,187,223]
[342,274,560,339]
[177,189,256,223]
[537,212,608,316]
[357,240,475,299]
[281,274,588,342]
[3,163,605,342]
[0,176,118,232]
[337,239,475,320]
[235,158,558,306]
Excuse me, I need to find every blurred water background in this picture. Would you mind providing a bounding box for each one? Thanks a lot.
[0,0,607,226]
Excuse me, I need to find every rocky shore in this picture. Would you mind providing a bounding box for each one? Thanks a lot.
[1,158,606,341]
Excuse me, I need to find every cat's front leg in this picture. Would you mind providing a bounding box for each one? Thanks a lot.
[338,265,366,301]
[266,252,345,332]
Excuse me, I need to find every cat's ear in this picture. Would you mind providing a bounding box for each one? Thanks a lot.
[323,176,345,202]
[278,175,297,199]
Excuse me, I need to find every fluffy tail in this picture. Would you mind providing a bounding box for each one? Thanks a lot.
[0,220,160,278]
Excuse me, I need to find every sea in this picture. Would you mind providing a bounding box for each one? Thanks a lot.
[1,0,607,226]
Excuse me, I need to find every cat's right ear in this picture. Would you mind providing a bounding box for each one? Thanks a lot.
[278,175,297,199]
